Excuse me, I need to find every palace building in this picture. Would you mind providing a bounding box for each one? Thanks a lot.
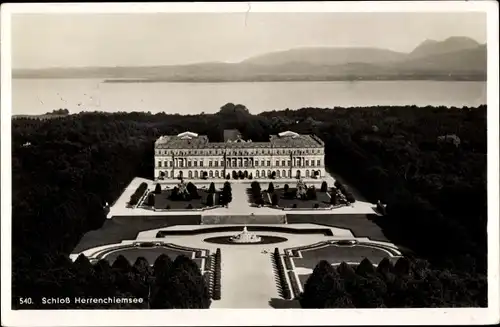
[154,129,325,180]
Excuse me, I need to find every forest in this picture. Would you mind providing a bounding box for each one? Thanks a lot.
[11,102,487,307]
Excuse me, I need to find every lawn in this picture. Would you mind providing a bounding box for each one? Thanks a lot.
[153,189,218,210]
[264,188,331,209]
[293,244,393,270]
[286,214,389,242]
[290,244,400,288]
[71,215,202,253]
[101,246,202,267]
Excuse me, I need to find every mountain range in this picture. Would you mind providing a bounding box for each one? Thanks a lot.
[13,36,486,81]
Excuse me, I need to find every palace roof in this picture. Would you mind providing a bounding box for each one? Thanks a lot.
[155,130,324,149]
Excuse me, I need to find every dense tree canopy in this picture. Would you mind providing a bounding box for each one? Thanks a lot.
[12,103,487,307]
[300,258,487,308]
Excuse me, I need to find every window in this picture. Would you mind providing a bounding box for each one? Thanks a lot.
[256,170,260,178]
[209,161,213,167]
[267,161,271,167]
[311,160,315,167]
[282,170,286,177]
[305,160,309,166]
[169,161,173,167]
[255,161,259,167]
[282,160,285,166]
[276,160,279,166]
[277,170,281,177]
[179,161,184,168]
[164,161,168,167]
[200,161,204,167]
[215,170,219,177]
[158,161,162,167]
[194,161,197,167]
[188,161,192,167]
[261,170,265,177]
[189,171,193,178]
[261,160,265,166]
[288,160,291,166]
[194,171,199,178]
[209,170,213,178]
[306,170,310,177]
[317,159,321,166]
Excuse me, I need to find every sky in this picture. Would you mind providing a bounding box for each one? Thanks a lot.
[11,12,486,69]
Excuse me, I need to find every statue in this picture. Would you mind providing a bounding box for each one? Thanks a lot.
[296,178,307,199]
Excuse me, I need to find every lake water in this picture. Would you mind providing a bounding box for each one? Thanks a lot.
[12,79,487,115]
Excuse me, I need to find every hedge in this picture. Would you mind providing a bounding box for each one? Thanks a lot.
[212,249,222,300]
[274,248,291,300]
[129,182,148,206]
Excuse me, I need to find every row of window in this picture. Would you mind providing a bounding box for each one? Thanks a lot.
[157,159,322,168]
[156,148,323,156]
[160,170,225,179]
[158,169,322,179]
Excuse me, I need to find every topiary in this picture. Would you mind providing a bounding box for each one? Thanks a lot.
[320,181,328,192]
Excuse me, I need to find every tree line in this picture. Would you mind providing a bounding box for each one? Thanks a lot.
[300,257,487,308]
[14,253,210,309]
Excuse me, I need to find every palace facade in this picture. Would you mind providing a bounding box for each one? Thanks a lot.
[154,129,325,180]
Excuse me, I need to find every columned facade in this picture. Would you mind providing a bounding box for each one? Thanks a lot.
[154,130,326,180]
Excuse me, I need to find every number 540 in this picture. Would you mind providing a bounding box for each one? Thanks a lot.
[19,298,33,305]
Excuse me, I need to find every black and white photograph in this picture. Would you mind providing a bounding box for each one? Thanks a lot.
[1,2,499,326]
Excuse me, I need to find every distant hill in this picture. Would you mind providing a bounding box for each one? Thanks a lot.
[13,36,486,81]
[393,45,486,74]
[241,47,406,66]
[408,36,481,59]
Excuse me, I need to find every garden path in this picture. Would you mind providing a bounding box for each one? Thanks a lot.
[211,248,279,308]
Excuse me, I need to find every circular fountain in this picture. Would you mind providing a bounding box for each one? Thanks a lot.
[229,226,262,244]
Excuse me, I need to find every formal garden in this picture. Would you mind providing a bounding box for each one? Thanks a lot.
[248,179,356,209]
[140,180,232,210]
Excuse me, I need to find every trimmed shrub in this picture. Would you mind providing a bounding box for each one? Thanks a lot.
[129,182,148,206]
[268,182,275,193]
[147,193,155,206]
[330,193,338,205]
[208,182,216,194]
[284,184,289,192]
[320,181,328,192]
[154,183,162,194]
[213,249,222,300]
[306,187,317,200]
[345,192,356,203]
[271,193,279,206]
[206,193,214,207]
